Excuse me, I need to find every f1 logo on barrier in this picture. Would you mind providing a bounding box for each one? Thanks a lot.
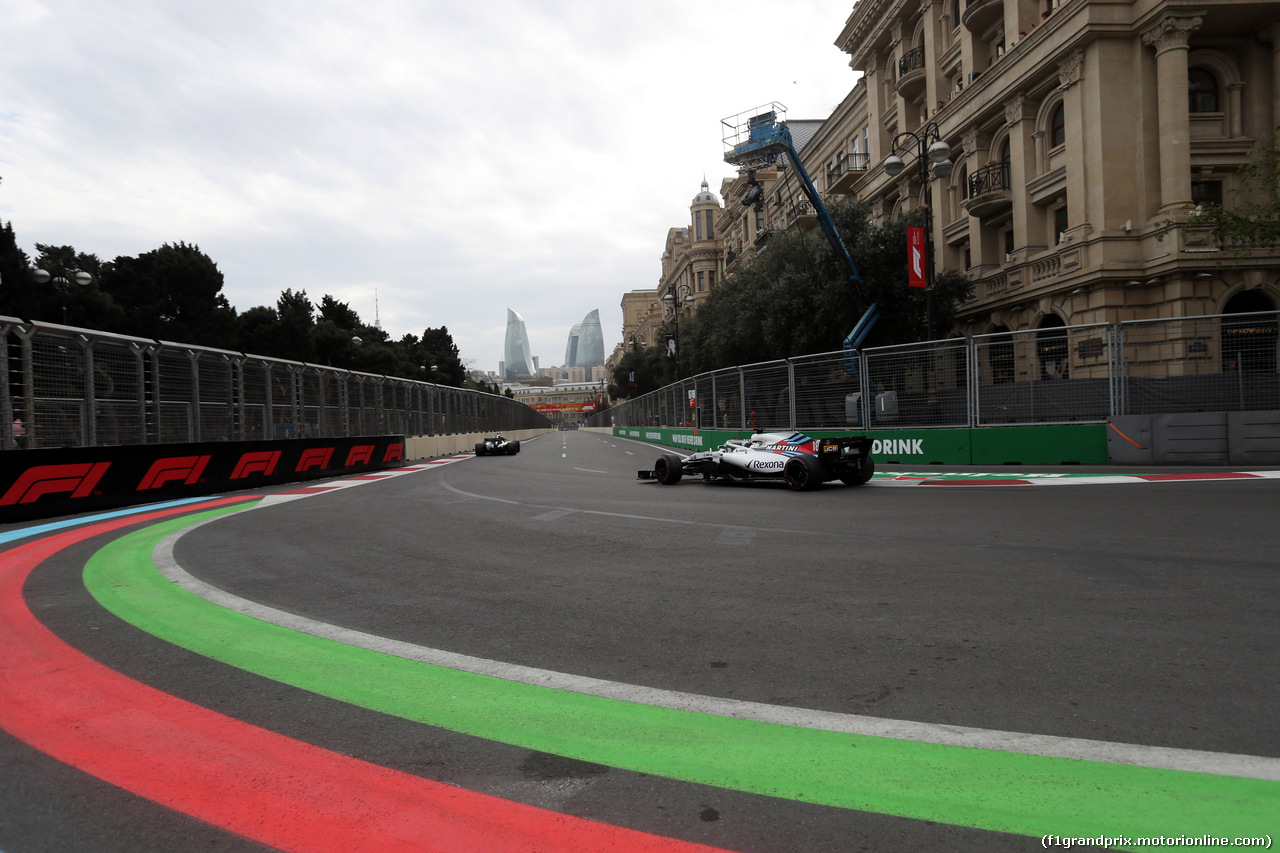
[231,451,281,480]
[345,445,374,466]
[1,462,111,505]
[137,456,211,490]
[383,443,403,463]
[296,448,334,473]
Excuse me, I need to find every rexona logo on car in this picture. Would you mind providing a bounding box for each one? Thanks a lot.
[749,459,786,470]
[137,455,211,490]
[0,462,111,505]
[872,438,924,455]
[230,451,282,480]
[296,447,334,472]
[345,445,375,466]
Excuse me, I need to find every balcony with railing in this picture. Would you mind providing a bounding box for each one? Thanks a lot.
[896,46,927,98]
[961,0,1003,33]
[962,161,1012,218]
[826,151,871,194]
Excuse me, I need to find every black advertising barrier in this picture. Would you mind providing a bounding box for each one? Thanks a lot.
[0,435,406,524]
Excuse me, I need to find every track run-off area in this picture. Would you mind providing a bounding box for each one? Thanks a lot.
[2,430,1278,852]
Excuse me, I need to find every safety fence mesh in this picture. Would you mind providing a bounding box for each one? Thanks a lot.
[2,319,550,450]
[593,310,1279,431]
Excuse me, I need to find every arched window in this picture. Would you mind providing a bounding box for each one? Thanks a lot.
[1221,290,1277,374]
[1036,314,1069,380]
[1049,102,1065,148]
[1188,68,1219,112]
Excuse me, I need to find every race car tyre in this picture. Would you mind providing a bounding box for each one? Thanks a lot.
[507,440,520,455]
[783,455,824,491]
[474,442,487,456]
[654,453,684,485]
[838,455,875,486]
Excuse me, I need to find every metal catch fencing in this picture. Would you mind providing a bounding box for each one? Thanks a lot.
[2,317,552,451]
[592,310,1279,431]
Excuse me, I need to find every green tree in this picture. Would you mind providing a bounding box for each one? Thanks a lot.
[99,242,236,346]
[238,305,280,357]
[0,222,35,319]
[273,288,315,362]
[679,199,972,376]
[1158,127,1280,255]
[608,343,665,399]
[23,244,121,329]
[418,326,466,386]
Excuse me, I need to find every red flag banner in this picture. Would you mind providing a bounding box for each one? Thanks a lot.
[908,226,926,289]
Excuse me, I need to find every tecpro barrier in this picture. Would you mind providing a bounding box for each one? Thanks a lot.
[0,435,405,523]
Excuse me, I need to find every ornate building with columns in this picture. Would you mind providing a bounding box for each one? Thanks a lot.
[836,0,1279,345]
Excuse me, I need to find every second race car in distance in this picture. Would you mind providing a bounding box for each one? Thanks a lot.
[637,431,873,491]
[474,435,521,456]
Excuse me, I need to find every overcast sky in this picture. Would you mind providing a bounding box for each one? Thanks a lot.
[1,0,860,373]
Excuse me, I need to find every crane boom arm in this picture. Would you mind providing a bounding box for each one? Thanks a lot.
[723,106,878,352]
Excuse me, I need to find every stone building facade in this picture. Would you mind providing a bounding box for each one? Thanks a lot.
[837,0,1279,344]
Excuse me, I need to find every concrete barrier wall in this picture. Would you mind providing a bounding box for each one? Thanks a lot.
[405,428,553,460]
[0,435,409,524]
[1108,411,1280,465]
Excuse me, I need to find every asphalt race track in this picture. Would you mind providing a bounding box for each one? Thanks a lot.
[2,429,1278,852]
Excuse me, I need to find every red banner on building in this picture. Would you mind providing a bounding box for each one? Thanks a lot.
[908,226,926,288]
[531,402,598,413]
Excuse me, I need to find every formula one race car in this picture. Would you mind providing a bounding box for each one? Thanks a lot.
[474,435,520,456]
[637,431,873,491]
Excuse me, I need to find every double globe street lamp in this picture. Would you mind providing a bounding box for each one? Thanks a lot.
[660,283,695,380]
[33,267,93,325]
[883,122,953,341]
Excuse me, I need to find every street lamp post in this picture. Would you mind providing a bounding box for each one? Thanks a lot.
[660,283,695,380]
[883,122,953,341]
[32,267,93,324]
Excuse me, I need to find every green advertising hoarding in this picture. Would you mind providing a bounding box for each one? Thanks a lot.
[613,424,1107,465]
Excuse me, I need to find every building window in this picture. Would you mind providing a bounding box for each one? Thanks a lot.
[1003,227,1015,257]
[708,270,716,290]
[698,271,706,292]
[1054,206,1068,242]
[1049,102,1065,148]
[1191,180,1222,207]
[1188,69,1219,113]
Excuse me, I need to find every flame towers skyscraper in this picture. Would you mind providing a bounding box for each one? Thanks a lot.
[563,309,605,370]
[504,308,536,381]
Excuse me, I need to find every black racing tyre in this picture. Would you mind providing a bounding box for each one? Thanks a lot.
[838,455,875,486]
[783,455,824,491]
[654,453,684,485]
[474,442,487,456]
[507,440,520,455]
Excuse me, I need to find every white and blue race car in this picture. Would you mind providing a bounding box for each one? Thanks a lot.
[637,431,874,491]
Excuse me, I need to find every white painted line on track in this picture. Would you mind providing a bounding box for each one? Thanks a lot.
[154,503,1280,782]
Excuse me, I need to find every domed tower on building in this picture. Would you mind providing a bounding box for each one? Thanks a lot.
[658,179,725,318]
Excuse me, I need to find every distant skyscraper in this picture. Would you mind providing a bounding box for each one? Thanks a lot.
[563,309,604,369]
[504,308,536,381]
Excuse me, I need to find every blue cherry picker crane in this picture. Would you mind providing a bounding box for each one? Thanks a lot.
[721,103,882,422]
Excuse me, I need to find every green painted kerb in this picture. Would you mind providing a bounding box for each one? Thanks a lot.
[84,508,1277,848]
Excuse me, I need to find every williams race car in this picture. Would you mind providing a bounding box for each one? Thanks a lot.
[474,435,521,456]
[637,431,873,491]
